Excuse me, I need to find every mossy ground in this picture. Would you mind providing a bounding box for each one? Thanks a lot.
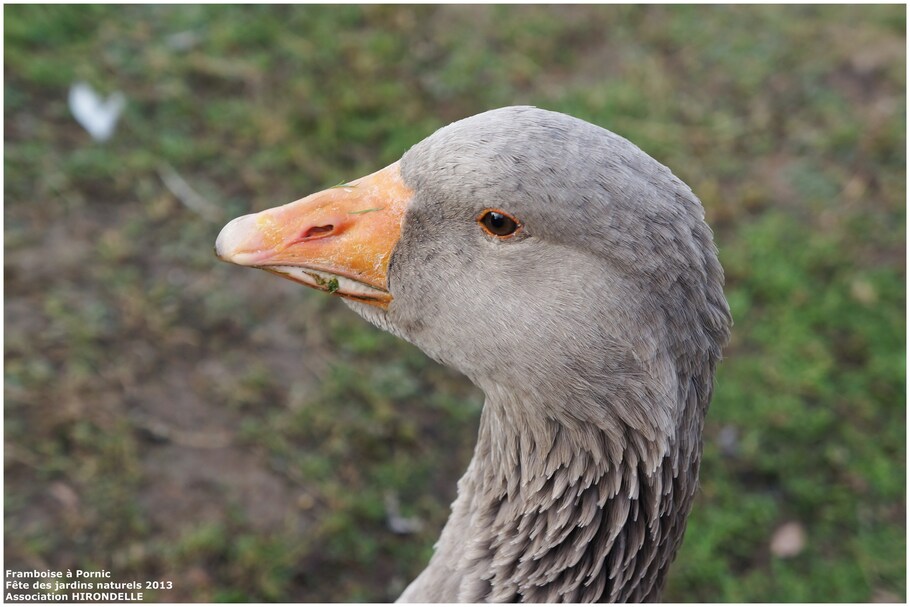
[5,5,905,602]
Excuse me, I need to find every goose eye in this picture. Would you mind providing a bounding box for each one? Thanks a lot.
[478,209,521,238]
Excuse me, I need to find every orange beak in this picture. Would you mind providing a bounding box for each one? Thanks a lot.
[215,161,412,309]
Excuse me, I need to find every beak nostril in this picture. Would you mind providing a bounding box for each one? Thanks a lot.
[301,224,334,240]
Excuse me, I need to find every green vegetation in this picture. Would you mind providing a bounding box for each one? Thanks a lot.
[5,5,904,602]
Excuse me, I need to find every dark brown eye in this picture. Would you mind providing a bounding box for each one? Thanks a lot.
[478,209,521,238]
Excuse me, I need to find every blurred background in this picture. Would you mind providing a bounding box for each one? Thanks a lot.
[4,5,905,602]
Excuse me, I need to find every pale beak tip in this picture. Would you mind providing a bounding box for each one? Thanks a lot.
[215,214,266,265]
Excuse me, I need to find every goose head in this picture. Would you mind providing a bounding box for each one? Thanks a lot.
[216,106,731,602]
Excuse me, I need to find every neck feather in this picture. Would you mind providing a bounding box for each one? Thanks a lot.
[399,377,708,603]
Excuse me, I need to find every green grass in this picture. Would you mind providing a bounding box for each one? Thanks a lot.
[4,5,905,602]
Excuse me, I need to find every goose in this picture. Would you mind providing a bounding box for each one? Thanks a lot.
[215,106,731,602]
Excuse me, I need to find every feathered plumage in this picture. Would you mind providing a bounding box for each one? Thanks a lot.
[217,106,731,602]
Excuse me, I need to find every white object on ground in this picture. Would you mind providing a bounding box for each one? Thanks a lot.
[68,81,126,141]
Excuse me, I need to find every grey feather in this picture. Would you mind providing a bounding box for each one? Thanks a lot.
[343,106,731,602]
